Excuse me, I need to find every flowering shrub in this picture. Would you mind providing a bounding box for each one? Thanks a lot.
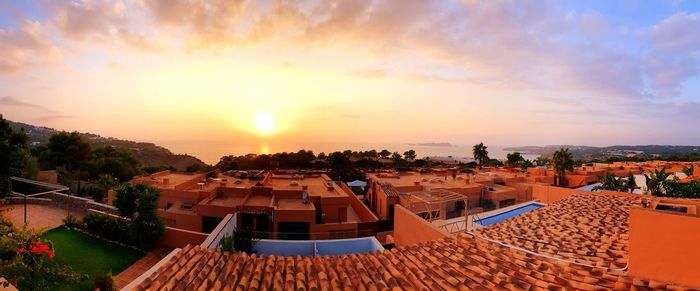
[0,224,84,290]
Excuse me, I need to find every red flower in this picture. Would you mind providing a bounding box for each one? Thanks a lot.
[47,250,54,259]
[17,247,24,253]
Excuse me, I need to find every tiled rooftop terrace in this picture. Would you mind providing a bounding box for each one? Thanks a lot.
[133,233,692,290]
[475,193,637,270]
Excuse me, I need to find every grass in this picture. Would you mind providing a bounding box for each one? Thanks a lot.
[41,227,144,290]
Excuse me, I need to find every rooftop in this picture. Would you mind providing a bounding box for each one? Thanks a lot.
[368,172,483,190]
[475,193,636,269]
[132,233,685,290]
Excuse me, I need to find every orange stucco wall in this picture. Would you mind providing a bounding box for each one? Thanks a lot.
[393,205,448,247]
[531,184,583,204]
[628,208,700,288]
[159,227,208,249]
[158,209,202,231]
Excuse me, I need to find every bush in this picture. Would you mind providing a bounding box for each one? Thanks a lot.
[82,213,131,246]
[233,228,259,254]
[220,234,234,253]
[63,215,83,229]
[93,274,115,291]
[0,217,14,236]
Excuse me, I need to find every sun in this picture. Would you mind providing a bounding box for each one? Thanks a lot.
[254,113,276,133]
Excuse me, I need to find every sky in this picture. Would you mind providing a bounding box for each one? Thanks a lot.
[1,0,700,157]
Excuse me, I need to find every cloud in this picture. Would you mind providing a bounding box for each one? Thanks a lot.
[3,0,700,106]
[144,0,246,48]
[0,19,61,73]
[50,0,164,51]
[34,114,73,123]
[646,12,700,97]
[0,96,72,122]
[0,96,44,109]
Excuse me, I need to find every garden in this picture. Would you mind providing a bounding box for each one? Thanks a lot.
[1,183,166,290]
[41,227,144,290]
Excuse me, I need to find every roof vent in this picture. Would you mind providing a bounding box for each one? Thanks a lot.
[326,181,334,191]
[655,204,688,213]
[290,180,299,186]
[302,190,309,204]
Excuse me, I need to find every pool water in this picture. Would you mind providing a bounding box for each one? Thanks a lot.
[475,204,543,226]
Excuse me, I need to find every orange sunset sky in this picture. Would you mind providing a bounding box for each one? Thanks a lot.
[1,0,700,154]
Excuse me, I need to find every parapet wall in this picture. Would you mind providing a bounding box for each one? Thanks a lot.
[393,205,449,247]
[628,208,700,288]
[160,227,208,249]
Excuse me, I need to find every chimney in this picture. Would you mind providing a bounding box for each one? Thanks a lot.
[326,181,334,191]
[414,181,420,186]
[302,185,308,190]
[163,178,170,184]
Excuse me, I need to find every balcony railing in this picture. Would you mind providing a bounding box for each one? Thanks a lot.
[250,229,377,241]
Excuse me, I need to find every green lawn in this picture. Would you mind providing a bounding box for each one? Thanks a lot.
[41,227,144,290]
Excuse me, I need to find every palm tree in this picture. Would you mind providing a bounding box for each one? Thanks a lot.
[472,142,489,166]
[593,173,638,193]
[90,173,119,202]
[683,165,694,177]
[593,173,622,191]
[644,167,671,196]
[624,172,638,193]
[552,148,573,187]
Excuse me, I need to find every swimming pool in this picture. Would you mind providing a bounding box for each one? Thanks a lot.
[475,203,543,226]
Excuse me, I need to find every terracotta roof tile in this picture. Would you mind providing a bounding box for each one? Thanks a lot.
[133,194,699,291]
[475,193,636,269]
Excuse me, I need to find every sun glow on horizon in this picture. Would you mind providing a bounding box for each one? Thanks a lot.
[254,112,276,134]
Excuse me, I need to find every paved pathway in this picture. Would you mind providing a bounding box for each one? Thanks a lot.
[115,247,173,289]
[0,204,83,231]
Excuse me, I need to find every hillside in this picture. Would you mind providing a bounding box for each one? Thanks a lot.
[503,145,700,160]
[8,120,206,170]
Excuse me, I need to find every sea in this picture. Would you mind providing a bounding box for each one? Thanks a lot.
[157,141,541,165]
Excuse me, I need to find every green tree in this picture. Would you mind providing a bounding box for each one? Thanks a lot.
[129,186,165,250]
[552,148,574,187]
[520,159,534,170]
[86,146,140,181]
[327,152,363,182]
[661,180,700,198]
[216,155,238,171]
[506,152,525,167]
[42,132,91,173]
[391,152,404,167]
[593,174,623,191]
[379,149,391,159]
[403,149,417,161]
[535,157,549,166]
[472,142,489,166]
[644,168,671,196]
[0,115,31,197]
[94,174,119,202]
[683,165,694,177]
[114,184,140,218]
[624,172,638,193]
